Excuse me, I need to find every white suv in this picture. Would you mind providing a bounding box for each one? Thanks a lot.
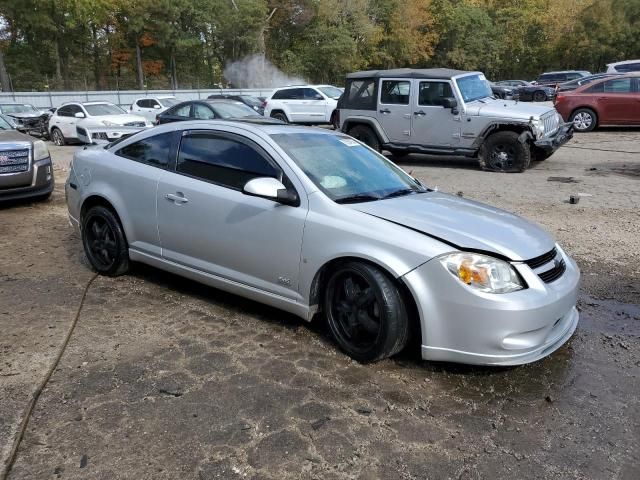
[129,96,179,122]
[264,85,343,127]
[49,102,151,145]
[606,59,640,73]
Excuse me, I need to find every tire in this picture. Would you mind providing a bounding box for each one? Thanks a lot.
[51,128,65,146]
[347,124,381,152]
[479,131,531,173]
[323,261,409,363]
[533,90,547,102]
[271,111,289,123]
[330,110,339,130]
[570,108,597,132]
[82,205,130,276]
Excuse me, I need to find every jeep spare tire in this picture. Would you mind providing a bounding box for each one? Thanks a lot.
[348,125,380,152]
[479,131,531,173]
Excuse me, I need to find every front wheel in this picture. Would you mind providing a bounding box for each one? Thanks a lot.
[324,262,409,363]
[479,131,531,173]
[570,108,597,132]
[51,128,65,146]
[533,90,547,102]
[82,205,130,276]
[347,125,380,152]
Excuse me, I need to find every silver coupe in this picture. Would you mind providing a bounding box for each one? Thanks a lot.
[65,121,580,365]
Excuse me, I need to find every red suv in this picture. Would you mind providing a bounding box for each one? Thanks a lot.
[554,73,640,132]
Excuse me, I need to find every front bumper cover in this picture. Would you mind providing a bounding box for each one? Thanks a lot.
[534,122,573,153]
[76,125,150,145]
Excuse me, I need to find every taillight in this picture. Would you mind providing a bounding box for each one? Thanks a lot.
[262,100,267,109]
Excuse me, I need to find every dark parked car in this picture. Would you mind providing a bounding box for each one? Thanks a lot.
[495,80,556,102]
[554,73,640,132]
[535,71,591,88]
[0,103,52,139]
[489,83,517,99]
[207,94,265,115]
[0,115,54,202]
[556,73,620,93]
[156,99,283,125]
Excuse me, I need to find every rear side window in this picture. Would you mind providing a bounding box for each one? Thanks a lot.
[341,78,377,110]
[380,80,410,105]
[616,63,640,73]
[176,134,280,190]
[193,104,216,119]
[272,88,302,100]
[116,132,175,168]
[168,104,191,117]
[604,78,632,93]
[137,99,158,108]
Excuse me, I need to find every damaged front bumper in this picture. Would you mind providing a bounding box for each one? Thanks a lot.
[534,122,574,153]
[76,125,150,145]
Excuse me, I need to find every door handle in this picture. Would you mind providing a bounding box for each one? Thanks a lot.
[165,192,189,204]
[414,110,426,116]
[380,108,391,114]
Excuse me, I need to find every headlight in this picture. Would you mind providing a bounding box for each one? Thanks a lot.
[102,120,118,127]
[530,118,545,138]
[33,140,50,161]
[439,253,524,294]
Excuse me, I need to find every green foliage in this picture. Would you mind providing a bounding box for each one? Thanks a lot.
[0,0,638,91]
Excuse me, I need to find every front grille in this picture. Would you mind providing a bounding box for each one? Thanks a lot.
[124,121,145,127]
[92,132,108,140]
[542,112,560,136]
[525,248,557,269]
[0,149,29,174]
[538,259,566,283]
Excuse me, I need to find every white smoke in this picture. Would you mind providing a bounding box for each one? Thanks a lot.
[223,54,306,88]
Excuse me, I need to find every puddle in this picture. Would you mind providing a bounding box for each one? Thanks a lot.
[547,176,580,183]
[587,163,640,178]
[578,294,640,336]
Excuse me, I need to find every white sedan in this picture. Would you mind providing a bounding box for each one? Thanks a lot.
[49,102,152,145]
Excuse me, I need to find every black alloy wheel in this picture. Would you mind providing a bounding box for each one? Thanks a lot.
[479,131,531,173]
[324,262,409,363]
[82,206,130,276]
[533,90,547,102]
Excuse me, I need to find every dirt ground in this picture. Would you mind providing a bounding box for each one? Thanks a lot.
[1,130,638,479]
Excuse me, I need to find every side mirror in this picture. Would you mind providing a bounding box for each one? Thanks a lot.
[74,112,86,118]
[153,104,161,109]
[313,94,323,101]
[441,97,458,109]
[243,177,299,206]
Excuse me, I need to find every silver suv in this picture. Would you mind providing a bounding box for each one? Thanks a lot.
[338,68,574,172]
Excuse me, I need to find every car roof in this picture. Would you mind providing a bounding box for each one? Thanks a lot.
[346,68,471,80]
[540,70,590,75]
[607,59,640,66]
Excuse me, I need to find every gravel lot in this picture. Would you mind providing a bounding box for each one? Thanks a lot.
[1,130,639,479]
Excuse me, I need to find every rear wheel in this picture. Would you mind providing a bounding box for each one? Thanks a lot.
[479,131,531,173]
[330,110,339,130]
[347,124,380,152]
[324,262,409,363]
[570,108,597,132]
[271,111,289,123]
[82,205,130,276]
[51,128,65,146]
[533,90,547,102]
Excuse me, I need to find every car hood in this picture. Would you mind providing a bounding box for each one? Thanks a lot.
[465,98,555,120]
[348,192,555,261]
[81,114,148,126]
[0,130,33,143]
[6,112,44,119]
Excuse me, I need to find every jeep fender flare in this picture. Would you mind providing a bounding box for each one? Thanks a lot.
[472,122,535,149]
[341,116,390,144]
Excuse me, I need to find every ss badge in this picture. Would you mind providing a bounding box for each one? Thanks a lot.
[277,276,292,286]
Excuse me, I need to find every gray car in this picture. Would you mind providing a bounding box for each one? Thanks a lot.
[338,68,574,172]
[65,121,580,365]
[0,115,54,202]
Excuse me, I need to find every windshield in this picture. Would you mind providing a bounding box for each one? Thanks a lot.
[318,86,343,99]
[210,102,261,118]
[84,103,126,116]
[456,74,493,102]
[1,104,39,114]
[158,98,179,107]
[0,116,15,130]
[239,96,263,107]
[271,133,425,203]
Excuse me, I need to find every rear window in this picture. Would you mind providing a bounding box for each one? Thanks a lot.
[339,78,378,110]
[615,63,640,73]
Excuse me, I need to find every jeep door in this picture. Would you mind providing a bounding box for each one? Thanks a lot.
[411,80,461,147]
[377,79,412,142]
[156,128,307,299]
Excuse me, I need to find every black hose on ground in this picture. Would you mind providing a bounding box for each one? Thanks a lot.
[0,272,99,480]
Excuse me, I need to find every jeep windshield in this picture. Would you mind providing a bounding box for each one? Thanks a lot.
[271,132,426,203]
[456,74,493,103]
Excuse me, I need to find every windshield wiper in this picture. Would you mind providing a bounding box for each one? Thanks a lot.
[382,188,422,200]
[335,194,380,204]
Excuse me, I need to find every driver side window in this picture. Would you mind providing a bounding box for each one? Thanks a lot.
[193,104,216,119]
[418,82,453,106]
